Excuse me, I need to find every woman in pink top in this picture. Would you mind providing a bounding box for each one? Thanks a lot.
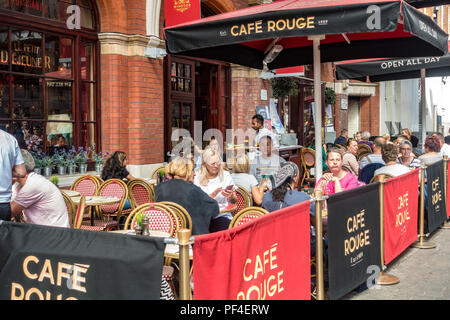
[315,148,360,195]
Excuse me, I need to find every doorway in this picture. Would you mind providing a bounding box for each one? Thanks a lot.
[348,97,361,137]
[164,56,231,159]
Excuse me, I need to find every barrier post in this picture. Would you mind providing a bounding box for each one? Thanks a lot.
[441,155,450,229]
[314,189,325,300]
[177,228,192,300]
[413,163,436,249]
[376,175,399,285]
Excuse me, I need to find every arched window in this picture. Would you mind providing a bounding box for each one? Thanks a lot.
[0,0,99,156]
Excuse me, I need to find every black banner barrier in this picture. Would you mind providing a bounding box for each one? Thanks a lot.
[425,161,447,233]
[327,183,382,300]
[0,221,165,300]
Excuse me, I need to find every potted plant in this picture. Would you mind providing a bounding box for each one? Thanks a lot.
[31,152,43,175]
[41,154,54,177]
[135,212,144,235]
[54,150,69,175]
[91,148,108,173]
[75,147,88,173]
[66,146,78,175]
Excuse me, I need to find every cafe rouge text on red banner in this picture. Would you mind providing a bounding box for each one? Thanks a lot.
[383,170,419,266]
[193,201,311,300]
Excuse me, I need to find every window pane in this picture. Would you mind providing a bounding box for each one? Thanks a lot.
[80,41,93,81]
[0,1,10,9]
[11,0,26,13]
[13,76,43,119]
[11,30,43,74]
[28,0,44,17]
[58,1,73,24]
[0,121,9,132]
[177,63,184,77]
[80,3,93,29]
[182,103,191,129]
[171,62,176,77]
[0,73,9,117]
[13,121,44,152]
[0,26,8,71]
[185,79,191,92]
[45,35,72,79]
[171,102,180,128]
[44,0,59,20]
[46,80,72,119]
[79,122,95,150]
[80,82,94,121]
[185,65,191,79]
[46,121,73,154]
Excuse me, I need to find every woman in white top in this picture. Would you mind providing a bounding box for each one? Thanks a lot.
[194,146,237,232]
[231,154,267,206]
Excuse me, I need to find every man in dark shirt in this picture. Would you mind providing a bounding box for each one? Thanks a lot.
[334,129,348,147]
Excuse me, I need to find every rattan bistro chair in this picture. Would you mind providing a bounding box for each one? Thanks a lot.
[235,185,253,213]
[158,201,192,231]
[72,196,87,229]
[124,203,180,237]
[127,178,155,209]
[300,148,316,187]
[61,191,76,228]
[70,174,100,221]
[228,207,268,229]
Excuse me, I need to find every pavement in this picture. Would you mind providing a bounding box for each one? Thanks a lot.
[342,226,450,300]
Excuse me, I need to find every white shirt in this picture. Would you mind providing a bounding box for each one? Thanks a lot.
[439,143,450,157]
[12,173,70,228]
[255,127,279,148]
[374,164,411,177]
[194,170,235,220]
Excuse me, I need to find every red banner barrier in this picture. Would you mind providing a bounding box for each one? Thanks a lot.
[383,169,419,265]
[193,201,311,300]
[164,0,201,27]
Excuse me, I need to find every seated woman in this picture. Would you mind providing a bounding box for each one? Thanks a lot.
[374,143,411,177]
[231,154,267,206]
[418,135,442,166]
[342,138,359,176]
[315,148,360,195]
[262,162,314,214]
[194,147,237,232]
[155,157,219,235]
[398,140,421,169]
[101,151,135,210]
[101,151,135,181]
[262,162,324,257]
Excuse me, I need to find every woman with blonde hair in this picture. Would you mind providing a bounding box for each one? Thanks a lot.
[194,147,236,232]
[231,154,267,206]
[155,157,219,235]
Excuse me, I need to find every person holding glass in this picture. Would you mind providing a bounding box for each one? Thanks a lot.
[194,146,237,232]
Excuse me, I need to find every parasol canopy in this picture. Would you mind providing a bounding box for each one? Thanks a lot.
[165,0,448,180]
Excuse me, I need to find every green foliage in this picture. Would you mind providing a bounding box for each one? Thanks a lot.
[270,77,298,99]
[136,213,144,228]
[50,176,59,187]
[325,87,337,105]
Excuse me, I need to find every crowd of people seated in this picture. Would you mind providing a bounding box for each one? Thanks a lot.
[4,127,450,238]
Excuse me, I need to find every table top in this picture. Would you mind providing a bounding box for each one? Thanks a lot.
[71,196,121,206]
[110,229,169,237]
[143,178,157,185]
[60,189,80,197]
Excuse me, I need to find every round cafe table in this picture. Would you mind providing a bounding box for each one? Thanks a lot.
[72,196,121,226]
[60,189,80,197]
